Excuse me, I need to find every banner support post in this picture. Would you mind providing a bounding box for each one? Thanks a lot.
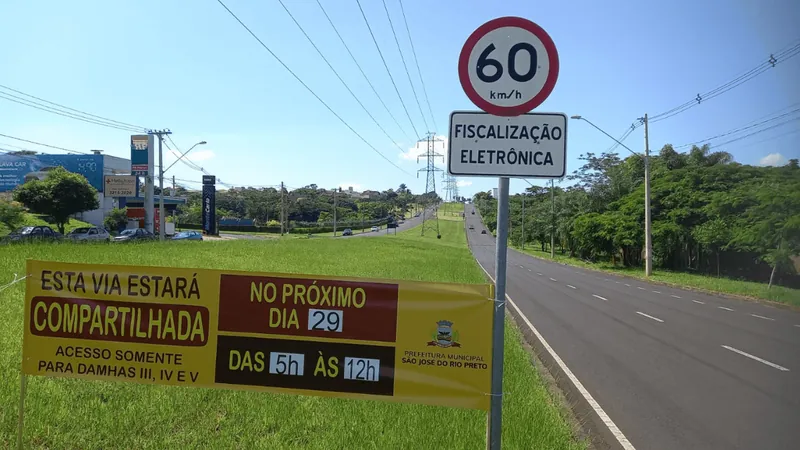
[16,373,27,450]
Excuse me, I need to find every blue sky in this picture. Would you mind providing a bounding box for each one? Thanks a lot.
[1,0,798,197]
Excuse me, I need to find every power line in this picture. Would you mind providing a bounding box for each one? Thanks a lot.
[381,0,429,133]
[315,0,412,143]
[709,116,800,149]
[0,84,147,131]
[277,0,410,159]
[0,133,89,155]
[165,135,205,172]
[674,106,800,149]
[214,0,412,176]
[397,0,437,132]
[0,92,143,133]
[604,122,640,154]
[355,0,421,140]
[649,40,800,123]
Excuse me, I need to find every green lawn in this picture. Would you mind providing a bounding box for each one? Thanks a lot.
[440,202,465,218]
[0,219,583,449]
[0,213,93,237]
[514,245,800,307]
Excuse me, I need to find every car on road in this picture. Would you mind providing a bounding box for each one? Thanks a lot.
[481,230,487,234]
[371,226,379,232]
[3,225,63,243]
[113,228,156,242]
[342,228,353,236]
[471,211,475,215]
[172,230,203,241]
[67,226,110,242]
[469,225,474,230]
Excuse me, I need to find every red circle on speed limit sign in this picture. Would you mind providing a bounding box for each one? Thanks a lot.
[458,16,560,117]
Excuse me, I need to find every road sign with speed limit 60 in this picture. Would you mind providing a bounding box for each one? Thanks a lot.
[458,17,559,117]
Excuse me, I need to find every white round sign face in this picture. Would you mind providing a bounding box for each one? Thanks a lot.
[458,17,559,116]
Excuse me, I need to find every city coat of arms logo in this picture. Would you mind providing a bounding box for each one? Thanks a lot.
[428,320,461,348]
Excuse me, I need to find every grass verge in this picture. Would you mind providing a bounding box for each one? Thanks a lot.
[0,213,93,237]
[0,219,583,449]
[514,245,800,307]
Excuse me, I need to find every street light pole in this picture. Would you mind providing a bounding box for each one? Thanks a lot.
[155,137,206,241]
[570,115,653,277]
[163,140,208,174]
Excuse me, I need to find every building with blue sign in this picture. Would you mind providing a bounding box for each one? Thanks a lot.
[0,150,186,228]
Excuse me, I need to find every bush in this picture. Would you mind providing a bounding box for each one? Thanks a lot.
[0,200,25,231]
[104,207,128,233]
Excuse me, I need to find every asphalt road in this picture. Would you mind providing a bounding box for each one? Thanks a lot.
[338,208,434,238]
[465,205,800,450]
[218,209,433,240]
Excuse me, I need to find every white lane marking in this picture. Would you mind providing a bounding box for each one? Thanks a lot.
[718,306,735,312]
[692,300,705,305]
[615,281,621,284]
[592,294,608,301]
[527,269,532,272]
[624,283,631,287]
[537,272,543,276]
[749,314,775,321]
[567,284,577,289]
[721,345,790,372]
[795,325,800,328]
[652,290,661,294]
[636,311,664,323]
[549,277,558,282]
[603,278,611,282]
[519,265,525,269]
[637,287,646,290]
[670,295,682,299]
[473,259,636,450]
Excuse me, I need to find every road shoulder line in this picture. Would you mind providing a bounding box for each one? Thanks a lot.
[472,255,635,450]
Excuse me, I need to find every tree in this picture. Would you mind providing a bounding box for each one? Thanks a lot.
[13,166,99,234]
[0,200,25,231]
[104,207,129,233]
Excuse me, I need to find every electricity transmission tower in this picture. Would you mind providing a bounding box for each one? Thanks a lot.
[416,132,444,236]
[441,174,460,216]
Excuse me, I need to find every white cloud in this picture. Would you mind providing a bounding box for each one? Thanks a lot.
[188,149,215,162]
[759,153,787,166]
[456,180,473,187]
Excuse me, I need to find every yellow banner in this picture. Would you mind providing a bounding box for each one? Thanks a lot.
[22,260,494,410]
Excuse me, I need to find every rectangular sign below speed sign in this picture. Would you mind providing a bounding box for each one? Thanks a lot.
[447,111,566,178]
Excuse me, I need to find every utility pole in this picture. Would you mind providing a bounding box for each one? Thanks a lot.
[550,179,555,258]
[143,135,156,234]
[333,188,338,237]
[148,129,172,241]
[417,132,444,236]
[643,114,653,276]
[280,182,285,236]
[172,175,175,191]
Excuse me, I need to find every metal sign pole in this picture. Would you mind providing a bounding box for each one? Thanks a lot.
[487,176,509,449]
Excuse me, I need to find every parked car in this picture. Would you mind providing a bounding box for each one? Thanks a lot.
[4,225,63,243]
[172,230,203,241]
[342,229,353,236]
[113,228,156,242]
[371,226,379,232]
[471,211,475,215]
[469,225,475,230]
[481,230,487,234]
[67,226,110,242]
